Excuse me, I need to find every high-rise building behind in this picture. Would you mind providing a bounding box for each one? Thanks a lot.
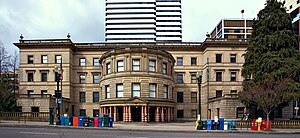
[105,0,182,42]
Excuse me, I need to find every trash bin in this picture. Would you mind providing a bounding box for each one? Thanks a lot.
[202,121,207,130]
[99,116,103,127]
[219,118,224,130]
[88,117,94,127]
[232,120,237,129]
[69,116,73,126]
[109,117,114,128]
[83,118,89,127]
[60,116,65,126]
[103,114,109,127]
[64,116,69,126]
[78,116,84,127]
[224,121,228,130]
[94,117,99,127]
[73,116,78,126]
[196,120,203,130]
[206,120,212,130]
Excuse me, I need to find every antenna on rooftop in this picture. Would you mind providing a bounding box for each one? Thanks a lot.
[241,9,245,19]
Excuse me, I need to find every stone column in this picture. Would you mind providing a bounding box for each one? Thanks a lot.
[171,107,174,122]
[145,106,148,122]
[141,106,144,122]
[109,106,112,117]
[161,106,164,122]
[147,106,150,122]
[123,106,126,122]
[167,107,171,122]
[155,107,160,122]
[114,106,117,121]
[128,106,132,122]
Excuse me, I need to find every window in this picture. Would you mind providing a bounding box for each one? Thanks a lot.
[191,57,197,66]
[216,90,222,98]
[79,92,86,103]
[164,85,168,99]
[28,72,34,82]
[93,74,99,84]
[230,54,236,63]
[191,110,197,118]
[106,63,111,74]
[216,54,222,63]
[132,59,140,71]
[93,109,99,117]
[41,90,47,96]
[79,75,85,84]
[162,63,167,74]
[93,92,99,103]
[55,55,62,63]
[28,55,33,64]
[132,83,140,97]
[177,92,183,103]
[41,55,47,64]
[117,60,124,72]
[149,60,156,72]
[236,107,245,118]
[231,72,237,81]
[177,110,184,118]
[177,57,183,66]
[105,85,110,99]
[27,90,34,97]
[216,72,222,81]
[177,74,183,84]
[41,72,47,82]
[80,58,85,66]
[149,83,156,98]
[191,92,197,103]
[191,73,197,84]
[230,90,237,94]
[80,109,86,116]
[116,84,124,98]
[93,58,100,66]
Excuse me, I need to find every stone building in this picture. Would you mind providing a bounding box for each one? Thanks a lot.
[14,37,293,122]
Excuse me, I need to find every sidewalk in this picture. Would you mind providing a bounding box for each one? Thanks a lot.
[1,120,300,134]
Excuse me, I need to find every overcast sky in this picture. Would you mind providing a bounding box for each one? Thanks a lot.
[0,0,266,55]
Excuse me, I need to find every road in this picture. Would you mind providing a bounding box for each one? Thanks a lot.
[0,126,299,138]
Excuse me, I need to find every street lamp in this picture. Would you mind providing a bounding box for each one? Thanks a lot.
[54,65,62,125]
[197,71,203,129]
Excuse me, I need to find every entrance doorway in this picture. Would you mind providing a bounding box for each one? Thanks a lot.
[118,107,123,121]
[131,106,141,122]
[149,106,156,122]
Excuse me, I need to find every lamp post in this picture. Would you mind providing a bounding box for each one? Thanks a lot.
[197,71,203,129]
[54,65,61,125]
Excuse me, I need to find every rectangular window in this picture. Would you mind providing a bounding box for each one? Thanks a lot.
[93,92,99,103]
[132,59,140,71]
[105,85,110,99]
[28,55,33,64]
[93,58,100,66]
[41,55,47,64]
[80,58,85,66]
[93,109,99,117]
[177,74,183,84]
[149,60,156,72]
[162,62,167,74]
[216,54,222,63]
[230,54,236,63]
[236,107,245,118]
[106,62,111,74]
[230,90,237,94]
[79,75,85,84]
[164,85,168,99]
[116,84,124,98]
[41,72,47,82]
[216,90,222,98]
[191,110,197,118]
[231,72,237,81]
[117,60,124,72]
[149,83,156,98]
[191,57,197,66]
[79,92,86,103]
[55,55,62,64]
[177,92,183,103]
[93,74,99,84]
[41,90,47,95]
[216,72,222,82]
[177,57,183,66]
[79,109,86,116]
[132,83,140,97]
[191,73,197,84]
[177,110,184,118]
[191,92,197,103]
[28,72,34,82]
[27,90,34,97]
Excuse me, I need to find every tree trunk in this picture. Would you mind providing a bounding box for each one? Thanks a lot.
[266,112,270,131]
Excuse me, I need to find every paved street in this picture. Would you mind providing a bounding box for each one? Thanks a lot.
[0,126,299,138]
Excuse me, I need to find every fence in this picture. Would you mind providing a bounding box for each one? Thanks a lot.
[236,120,300,129]
[0,112,49,122]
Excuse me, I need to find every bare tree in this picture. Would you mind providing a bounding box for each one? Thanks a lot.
[9,50,19,93]
[0,41,11,76]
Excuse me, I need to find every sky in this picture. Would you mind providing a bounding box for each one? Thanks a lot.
[0,0,266,55]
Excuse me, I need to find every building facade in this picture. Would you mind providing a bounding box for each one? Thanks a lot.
[105,0,182,42]
[209,18,253,39]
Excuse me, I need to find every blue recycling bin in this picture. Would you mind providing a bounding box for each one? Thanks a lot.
[219,118,224,130]
[206,120,212,130]
[98,116,103,127]
[69,116,73,126]
[60,116,65,126]
[109,117,114,128]
[78,116,84,127]
[232,120,237,128]
[227,120,232,130]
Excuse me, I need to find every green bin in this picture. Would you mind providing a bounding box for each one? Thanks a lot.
[88,117,94,127]
[103,114,109,127]
[202,121,207,130]
[64,116,69,126]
